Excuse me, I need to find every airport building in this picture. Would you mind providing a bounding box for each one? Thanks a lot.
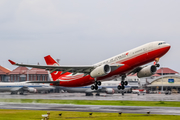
[9,67,49,82]
[0,66,49,82]
[147,75,180,93]
[0,66,11,82]
[145,67,180,93]
[1,65,180,93]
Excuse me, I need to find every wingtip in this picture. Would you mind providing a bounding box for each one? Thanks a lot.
[8,60,16,65]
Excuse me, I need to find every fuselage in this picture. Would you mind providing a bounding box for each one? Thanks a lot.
[0,82,54,92]
[50,41,171,87]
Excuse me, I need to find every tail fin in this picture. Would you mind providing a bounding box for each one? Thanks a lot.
[44,55,61,81]
[44,55,59,66]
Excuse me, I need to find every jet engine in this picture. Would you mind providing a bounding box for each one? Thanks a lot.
[105,88,115,94]
[90,64,111,78]
[137,65,157,78]
[28,88,37,93]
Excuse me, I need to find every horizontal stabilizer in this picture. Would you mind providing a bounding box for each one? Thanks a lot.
[8,60,16,65]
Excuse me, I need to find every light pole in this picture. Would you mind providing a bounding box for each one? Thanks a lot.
[161,67,163,92]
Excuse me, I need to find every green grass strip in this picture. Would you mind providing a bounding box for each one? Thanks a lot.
[0,99,180,107]
[0,109,180,120]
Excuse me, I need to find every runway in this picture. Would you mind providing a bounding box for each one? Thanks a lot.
[0,102,180,115]
[0,92,180,115]
[0,92,180,101]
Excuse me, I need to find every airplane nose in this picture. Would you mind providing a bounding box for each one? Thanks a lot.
[165,43,171,52]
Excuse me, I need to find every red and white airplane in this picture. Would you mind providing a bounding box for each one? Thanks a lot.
[8,41,170,90]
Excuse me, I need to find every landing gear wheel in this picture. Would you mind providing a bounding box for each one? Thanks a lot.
[91,85,95,90]
[121,85,125,90]
[124,81,128,86]
[117,85,122,90]
[94,85,98,90]
[97,81,101,86]
[121,81,124,85]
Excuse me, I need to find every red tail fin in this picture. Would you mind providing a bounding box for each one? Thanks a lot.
[44,55,61,81]
[44,55,59,66]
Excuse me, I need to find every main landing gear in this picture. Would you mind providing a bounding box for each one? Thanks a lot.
[117,75,128,90]
[91,78,101,90]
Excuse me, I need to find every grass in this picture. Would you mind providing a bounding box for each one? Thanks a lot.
[0,109,180,120]
[0,99,180,107]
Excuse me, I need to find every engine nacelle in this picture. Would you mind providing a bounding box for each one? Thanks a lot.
[137,65,157,78]
[28,88,37,93]
[90,64,111,78]
[105,88,115,94]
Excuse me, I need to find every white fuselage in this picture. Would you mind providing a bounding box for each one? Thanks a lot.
[0,82,55,92]
[95,41,169,67]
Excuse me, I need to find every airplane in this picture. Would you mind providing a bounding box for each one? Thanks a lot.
[0,81,55,95]
[8,41,170,91]
[58,81,132,96]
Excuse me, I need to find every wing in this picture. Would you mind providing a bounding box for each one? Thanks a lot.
[8,60,124,75]
[9,59,95,74]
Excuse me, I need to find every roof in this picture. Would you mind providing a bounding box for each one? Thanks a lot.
[9,66,29,74]
[0,66,11,75]
[28,68,48,74]
[152,73,161,77]
[149,75,180,84]
[128,73,161,77]
[156,67,179,74]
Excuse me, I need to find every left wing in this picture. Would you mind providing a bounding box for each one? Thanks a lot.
[9,59,95,74]
[8,60,124,76]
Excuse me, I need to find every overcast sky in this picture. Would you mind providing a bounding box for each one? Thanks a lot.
[0,0,180,72]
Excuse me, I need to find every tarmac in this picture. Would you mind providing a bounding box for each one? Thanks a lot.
[0,102,180,115]
[0,92,180,101]
[0,92,180,115]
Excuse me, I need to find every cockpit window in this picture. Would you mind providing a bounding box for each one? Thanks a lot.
[158,42,166,45]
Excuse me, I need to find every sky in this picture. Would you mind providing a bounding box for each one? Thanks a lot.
[0,0,180,72]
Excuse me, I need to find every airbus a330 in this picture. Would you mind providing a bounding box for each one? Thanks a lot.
[8,41,171,91]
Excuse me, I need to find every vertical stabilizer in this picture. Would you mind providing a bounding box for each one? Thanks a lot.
[44,55,61,81]
[44,55,59,66]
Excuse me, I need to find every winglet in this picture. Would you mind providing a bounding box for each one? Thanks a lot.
[8,60,16,65]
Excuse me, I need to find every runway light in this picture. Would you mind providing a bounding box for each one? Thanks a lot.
[47,111,50,118]
[118,112,122,116]
[147,111,150,115]
[89,112,93,117]
[59,113,62,116]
